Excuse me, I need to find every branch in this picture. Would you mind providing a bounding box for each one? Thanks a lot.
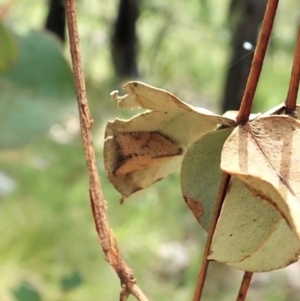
[285,25,300,117]
[64,1,150,300]
[236,272,253,301]
[236,0,279,125]
[192,173,231,301]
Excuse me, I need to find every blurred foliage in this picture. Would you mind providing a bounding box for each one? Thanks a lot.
[0,22,17,72]
[0,25,76,149]
[12,281,42,301]
[0,0,299,300]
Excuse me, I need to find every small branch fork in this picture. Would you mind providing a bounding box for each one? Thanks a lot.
[236,0,279,125]
[64,1,149,300]
[285,25,300,117]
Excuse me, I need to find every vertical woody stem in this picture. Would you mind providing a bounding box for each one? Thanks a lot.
[285,25,300,117]
[236,272,253,301]
[236,0,279,124]
[64,1,149,300]
[192,174,231,301]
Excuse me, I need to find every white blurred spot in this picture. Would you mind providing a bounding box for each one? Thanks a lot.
[49,115,80,144]
[285,262,300,288]
[29,156,50,171]
[0,172,17,196]
[243,41,253,50]
[65,116,80,134]
[157,241,190,274]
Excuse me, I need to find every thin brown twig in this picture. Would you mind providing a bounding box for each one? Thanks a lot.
[285,25,300,117]
[192,173,231,301]
[236,0,279,125]
[64,1,149,300]
[236,272,253,301]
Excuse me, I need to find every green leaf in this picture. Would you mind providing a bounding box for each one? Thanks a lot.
[208,178,300,271]
[181,124,300,272]
[12,281,41,301]
[60,271,83,292]
[209,178,280,264]
[181,128,233,230]
[0,30,76,149]
[227,218,300,272]
[0,22,17,72]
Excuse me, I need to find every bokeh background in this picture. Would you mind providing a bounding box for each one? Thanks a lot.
[0,0,300,300]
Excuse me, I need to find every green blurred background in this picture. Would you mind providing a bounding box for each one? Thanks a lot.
[0,0,299,300]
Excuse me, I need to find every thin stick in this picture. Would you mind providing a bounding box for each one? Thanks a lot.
[236,272,253,301]
[285,25,300,117]
[192,173,231,301]
[64,1,149,300]
[236,0,279,125]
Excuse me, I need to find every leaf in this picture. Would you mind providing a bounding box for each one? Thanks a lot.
[0,30,76,149]
[181,124,300,272]
[60,271,83,292]
[227,218,300,272]
[221,115,300,240]
[208,178,300,272]
[181,128,233,230]
[105,134,183,197]
[222,110,261,121]
[0,22,17,71]
[104,81,235,197]
[12,281,41,301]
